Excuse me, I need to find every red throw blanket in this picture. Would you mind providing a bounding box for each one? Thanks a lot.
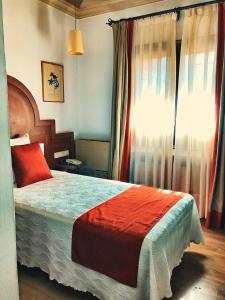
[72,185,183,287]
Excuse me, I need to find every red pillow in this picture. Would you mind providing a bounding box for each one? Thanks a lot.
[11,142,53,188]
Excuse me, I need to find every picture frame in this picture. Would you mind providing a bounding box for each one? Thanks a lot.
[41,61,64,103]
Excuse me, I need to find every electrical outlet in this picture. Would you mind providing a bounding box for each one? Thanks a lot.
[54,150,69,159]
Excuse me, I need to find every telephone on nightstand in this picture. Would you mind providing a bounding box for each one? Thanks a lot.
[65,159,82,166]
[57,158,94,176]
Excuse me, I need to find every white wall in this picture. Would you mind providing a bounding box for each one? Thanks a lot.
[3,0,77,133]
[77,0,212,140]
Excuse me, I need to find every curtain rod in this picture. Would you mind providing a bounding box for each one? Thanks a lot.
[106,0,224,26]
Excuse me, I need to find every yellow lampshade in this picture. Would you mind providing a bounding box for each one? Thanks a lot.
[68,30,84,55]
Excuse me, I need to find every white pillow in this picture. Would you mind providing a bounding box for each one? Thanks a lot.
[10,134,44,154]
[40,143,44,154]
[11,133,30,186]
[10,133,30,146]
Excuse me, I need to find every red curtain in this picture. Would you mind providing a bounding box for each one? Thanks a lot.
[120,21,133,182]
[206,3,225,228]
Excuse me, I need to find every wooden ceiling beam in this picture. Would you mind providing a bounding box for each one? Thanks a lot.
[78,0,164,19]
[39,0,164,19]
[39,0,77,17]
[63,0,84,8]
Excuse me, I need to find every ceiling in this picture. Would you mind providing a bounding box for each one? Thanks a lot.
[40,0,163,19]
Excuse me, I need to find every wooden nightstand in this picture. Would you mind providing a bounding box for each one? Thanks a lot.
[55,161,94,177]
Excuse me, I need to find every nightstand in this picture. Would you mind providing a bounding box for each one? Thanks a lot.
[55,161,94,177]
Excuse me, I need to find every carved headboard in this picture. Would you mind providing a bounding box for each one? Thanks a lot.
[8,75,75,168]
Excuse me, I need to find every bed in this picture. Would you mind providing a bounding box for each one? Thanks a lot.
[9,76,204,300]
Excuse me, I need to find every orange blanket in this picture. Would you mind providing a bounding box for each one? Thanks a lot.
[72,185,183,287]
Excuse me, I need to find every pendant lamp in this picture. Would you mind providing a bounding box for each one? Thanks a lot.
[68,0,84,55]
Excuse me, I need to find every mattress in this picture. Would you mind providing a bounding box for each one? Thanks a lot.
[14,170,204,300]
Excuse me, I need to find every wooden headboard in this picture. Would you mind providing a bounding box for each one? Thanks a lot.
[8,75,75,168]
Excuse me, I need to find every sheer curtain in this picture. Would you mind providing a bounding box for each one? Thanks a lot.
[130,14,177,188]
[172,5,218,218]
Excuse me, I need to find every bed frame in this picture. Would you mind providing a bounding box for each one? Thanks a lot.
[8,75,75,168]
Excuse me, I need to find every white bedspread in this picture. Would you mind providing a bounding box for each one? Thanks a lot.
[14,170,204,300]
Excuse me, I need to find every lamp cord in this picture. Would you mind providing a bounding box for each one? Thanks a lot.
[74,0,76,30]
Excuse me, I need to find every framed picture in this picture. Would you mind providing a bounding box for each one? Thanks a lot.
[41,61,64,103]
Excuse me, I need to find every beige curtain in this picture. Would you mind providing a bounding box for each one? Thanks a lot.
[130,14,177,188]
[172,5,218,218]
[110,22,129,180]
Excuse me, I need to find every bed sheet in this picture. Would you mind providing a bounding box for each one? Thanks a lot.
[15,170,204,300]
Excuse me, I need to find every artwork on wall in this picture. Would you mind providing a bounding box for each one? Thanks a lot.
[41,61,64,103]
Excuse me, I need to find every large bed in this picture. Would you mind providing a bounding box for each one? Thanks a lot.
[9,76,204,300]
